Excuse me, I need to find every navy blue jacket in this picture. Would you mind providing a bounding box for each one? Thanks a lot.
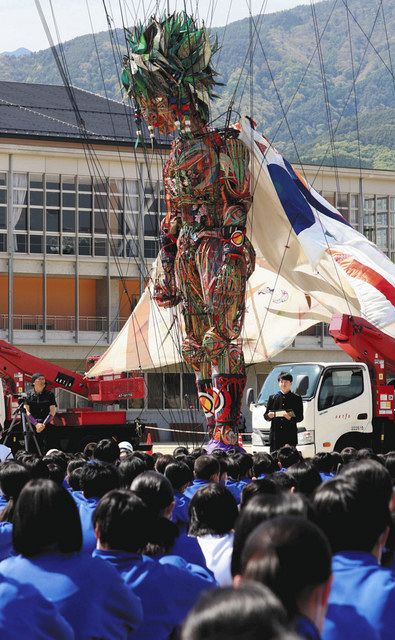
[0,551,142,639]
[0,574,74,639]
[323,552,395,640]
[93,549,215,640]
[184,478,210,500]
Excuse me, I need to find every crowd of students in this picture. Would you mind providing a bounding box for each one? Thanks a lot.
[0,439,395,639]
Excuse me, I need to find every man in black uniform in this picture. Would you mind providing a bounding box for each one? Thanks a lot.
[264,371,303,452]
[24,373,57,455]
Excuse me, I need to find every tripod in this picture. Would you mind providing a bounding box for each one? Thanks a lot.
[2,400,43,456]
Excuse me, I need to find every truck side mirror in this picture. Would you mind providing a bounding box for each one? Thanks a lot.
[246,388,255,406]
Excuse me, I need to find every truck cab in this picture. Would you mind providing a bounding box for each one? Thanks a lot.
[249,362,373,455]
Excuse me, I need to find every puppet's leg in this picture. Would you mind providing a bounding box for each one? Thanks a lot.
[196,237,253,444]
[175,242,215,434]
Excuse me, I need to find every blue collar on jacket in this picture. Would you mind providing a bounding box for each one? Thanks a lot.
[294,615,321,640]
[332,551,379,569]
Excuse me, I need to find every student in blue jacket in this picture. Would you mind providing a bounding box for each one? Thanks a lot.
[184,456,220,500]
[0,479,142,639]
[251,452,277,480]
[78,460,119,553]
[0,574,75,640]
[224,456,243,504]
[93,489,216,640]
[0,461,31,561]
[231,492,310,578]
[132,471,207,567]
[165,461,193,531]
[0,573,74,640]
[237,516,333,640]
[314,462,395,640]
[180,583,295,640]
[236,452,254,487]
[123,504,215,583]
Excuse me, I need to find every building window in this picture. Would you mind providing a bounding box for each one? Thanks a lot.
[144,239,159,258]
[110,238,124,257]
[94,238,107,256]
[390,197,395,262]
[145,371,198,410]
[62,210,75,233]
[349,194,359,227]
[0,172,7,240]
[8,171,163,259]
[143,180,162,258]
[182,373,198,409]
[363,196,375,242]
[126,237,139,257]
[79,211,92,234]
[322,191,335,207]
[336,193,349,221]
[62,236,75,255]
[0,172,7,241]
[78,237,91,256]
[147,372,163,409]
[165,373,181,409]
[46,236,60,255]
[30,235,43,254]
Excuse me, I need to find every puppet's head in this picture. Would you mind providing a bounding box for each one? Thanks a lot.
[122,12,219,135]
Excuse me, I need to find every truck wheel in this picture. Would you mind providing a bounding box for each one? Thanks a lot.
[333,433,371,452]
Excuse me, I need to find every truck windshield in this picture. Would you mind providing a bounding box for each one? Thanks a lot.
[257,364,323,405]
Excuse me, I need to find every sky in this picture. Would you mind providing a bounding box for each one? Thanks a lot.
[0,0,314,53]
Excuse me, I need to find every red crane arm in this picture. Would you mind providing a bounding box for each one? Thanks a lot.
[0,341,145,402]
[0,340,89,397]
[329,315,395,373]
[329,315,395,421]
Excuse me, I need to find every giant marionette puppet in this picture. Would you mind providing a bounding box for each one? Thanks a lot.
[122,13,255,451]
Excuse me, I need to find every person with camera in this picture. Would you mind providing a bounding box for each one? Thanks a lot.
[24,373,57,455]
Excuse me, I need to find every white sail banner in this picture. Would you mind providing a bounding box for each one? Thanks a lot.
[239,116,395,337]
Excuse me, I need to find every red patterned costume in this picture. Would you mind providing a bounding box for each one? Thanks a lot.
[122,14,255,446]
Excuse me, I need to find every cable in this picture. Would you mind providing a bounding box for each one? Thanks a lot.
[310,1,383,182]
[381,0,395,94]
[310,0,341,197]
[341,0,394,80]
[344,0,363,185]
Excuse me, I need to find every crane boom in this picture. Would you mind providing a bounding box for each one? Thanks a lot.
[329,315,395,373]
[329,315,395,421]
[0,340,144,402]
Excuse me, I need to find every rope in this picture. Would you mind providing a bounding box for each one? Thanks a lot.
[146,424,207,435]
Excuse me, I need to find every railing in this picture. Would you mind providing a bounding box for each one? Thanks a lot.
[0,315,130,332]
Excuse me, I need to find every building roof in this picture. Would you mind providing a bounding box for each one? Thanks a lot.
[0,81,169,147]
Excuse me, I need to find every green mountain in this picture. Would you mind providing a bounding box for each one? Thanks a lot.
[1,0,394,168]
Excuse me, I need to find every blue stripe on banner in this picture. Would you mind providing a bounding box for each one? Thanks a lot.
[283,158,351,228]
[267,163,315,235]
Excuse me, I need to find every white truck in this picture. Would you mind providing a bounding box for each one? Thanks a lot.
[247,315,395,455]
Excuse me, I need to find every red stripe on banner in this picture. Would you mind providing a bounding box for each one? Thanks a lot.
[327,250,395,305]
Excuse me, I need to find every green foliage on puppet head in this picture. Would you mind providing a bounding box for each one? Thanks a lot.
[122,12,220,124]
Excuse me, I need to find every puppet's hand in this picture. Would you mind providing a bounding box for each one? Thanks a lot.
[154,280,182,308]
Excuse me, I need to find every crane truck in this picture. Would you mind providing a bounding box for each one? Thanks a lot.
[0,341,146,453]
[248,314,395,455]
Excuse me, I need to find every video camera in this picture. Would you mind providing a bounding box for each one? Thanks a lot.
[16,393,28,410]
